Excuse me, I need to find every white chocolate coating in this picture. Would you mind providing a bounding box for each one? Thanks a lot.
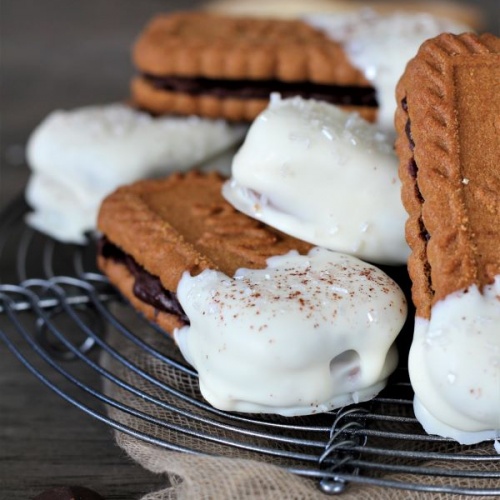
[306,10,470,134]
[25,171,98,244]
[26,103,246,243]
[409,277,500,445]
[175,247,407,415]
[223,95,409,265]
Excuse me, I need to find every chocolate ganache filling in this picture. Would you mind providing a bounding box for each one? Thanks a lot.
[401,97,432,289]
[143,74,378,107]
[99,237,189,325]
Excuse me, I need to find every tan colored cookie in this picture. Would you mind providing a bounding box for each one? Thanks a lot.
[97,171,312,333]
[133,12,368,83]
[395,32,500,319]
[131,11,377,121]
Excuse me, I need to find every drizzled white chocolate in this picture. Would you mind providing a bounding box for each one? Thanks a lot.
[409,277,500,445]
[175,247,407,415]
[223,95,409,265]
[306,10,470,134]
[26,103,246,243]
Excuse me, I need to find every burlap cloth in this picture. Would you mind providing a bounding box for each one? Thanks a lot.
[101,302,500,499]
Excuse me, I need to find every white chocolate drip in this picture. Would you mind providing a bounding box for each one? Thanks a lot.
[409,277,500,445]
[175,247,407,416]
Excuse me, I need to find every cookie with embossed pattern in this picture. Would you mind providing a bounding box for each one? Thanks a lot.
[97,171,312,334]
[131,11,377,122]
[395,32,500,319]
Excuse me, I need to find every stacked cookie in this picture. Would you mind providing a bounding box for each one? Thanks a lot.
[130,12,377,122]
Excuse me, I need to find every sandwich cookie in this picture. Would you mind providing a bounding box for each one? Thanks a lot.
[131,12,377,122]
[97,171,407,415]
[395,32,500,444]
[97,170,312,333]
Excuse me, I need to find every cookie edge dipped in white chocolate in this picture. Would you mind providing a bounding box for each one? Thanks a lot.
[223,94,409,265]
[175,247,407,416]
[25,103,247,243]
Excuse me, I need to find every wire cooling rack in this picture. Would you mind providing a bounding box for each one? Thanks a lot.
[1,196,499,497]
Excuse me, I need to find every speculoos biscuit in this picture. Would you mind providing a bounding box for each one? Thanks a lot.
[97,171,312,333]
[395,32,500,319]
[131,12,377,121]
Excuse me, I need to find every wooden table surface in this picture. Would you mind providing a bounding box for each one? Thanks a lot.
[0,1,498,499]
[0,2,199,498]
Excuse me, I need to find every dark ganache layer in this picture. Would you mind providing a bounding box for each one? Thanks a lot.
[401,97,432,287]
[143,74,378,107]
[99,237,189,325]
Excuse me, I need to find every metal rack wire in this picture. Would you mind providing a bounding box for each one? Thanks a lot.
[1,197,499,496]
